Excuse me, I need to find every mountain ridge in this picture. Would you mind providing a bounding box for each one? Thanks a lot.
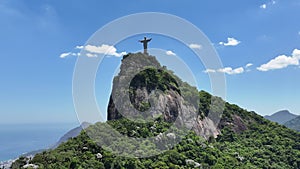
[22,122,90,156]
[264,110,298,124]
[52,122,91,148]
[284,116,300,132]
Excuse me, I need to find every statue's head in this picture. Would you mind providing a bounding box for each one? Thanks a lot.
[144,37,147,39]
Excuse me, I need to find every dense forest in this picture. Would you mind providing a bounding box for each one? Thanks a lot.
[12,92,300,169]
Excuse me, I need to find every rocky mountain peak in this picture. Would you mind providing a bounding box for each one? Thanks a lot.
[107,52,220,139]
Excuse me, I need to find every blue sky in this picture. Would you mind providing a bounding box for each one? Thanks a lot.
[1,0,300,124]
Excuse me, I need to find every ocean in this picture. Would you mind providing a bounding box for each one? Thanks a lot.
[0,123,78,162]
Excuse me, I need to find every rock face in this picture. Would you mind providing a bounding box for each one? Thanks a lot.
[107,53,220,139]
[23,164,39,169]
[108,53,162,121]
[193,117,219,139]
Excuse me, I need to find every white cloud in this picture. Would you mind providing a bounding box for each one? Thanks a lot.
[84,44,126,57]
[295,49,300,59]
[60,52,71,58]
[86,53,98,58]
[204,66,244,75]
[233,67,245,74]
[245,63,253,68]
[75,45,84,49]
[189,43,202,49]
[60,44,127,58]
[59,52,79,58]
[203,69,216,73]
[166,50,176,56]
[219,37,241,46]
[257,55,298,71]
[260,4,267,9]
[204,62,254,75]
[218,67,244,75]
[257,49,300,71]
[260,1,276,9]
[74,53,80,56]
[271,0,276,4]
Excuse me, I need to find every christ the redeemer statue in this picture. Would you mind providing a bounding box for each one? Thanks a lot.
[139,37,152,54]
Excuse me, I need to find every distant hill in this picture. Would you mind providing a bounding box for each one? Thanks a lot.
[264,110,298,124]
[9,122,91,169]
[22,122,91,157]
[52,122,91,148]
[284,116,300,132]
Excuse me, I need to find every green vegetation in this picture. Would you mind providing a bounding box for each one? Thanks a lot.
[129,67,180,112]
[129,67,180,94]
[11,157,28,169]
[13,91,300,169]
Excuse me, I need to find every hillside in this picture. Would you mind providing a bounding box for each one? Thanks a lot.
[264,110,298,124]
[285,116,300,132]
[11,53,300,169]
[52,122,91,148]
[14,93,300,168]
